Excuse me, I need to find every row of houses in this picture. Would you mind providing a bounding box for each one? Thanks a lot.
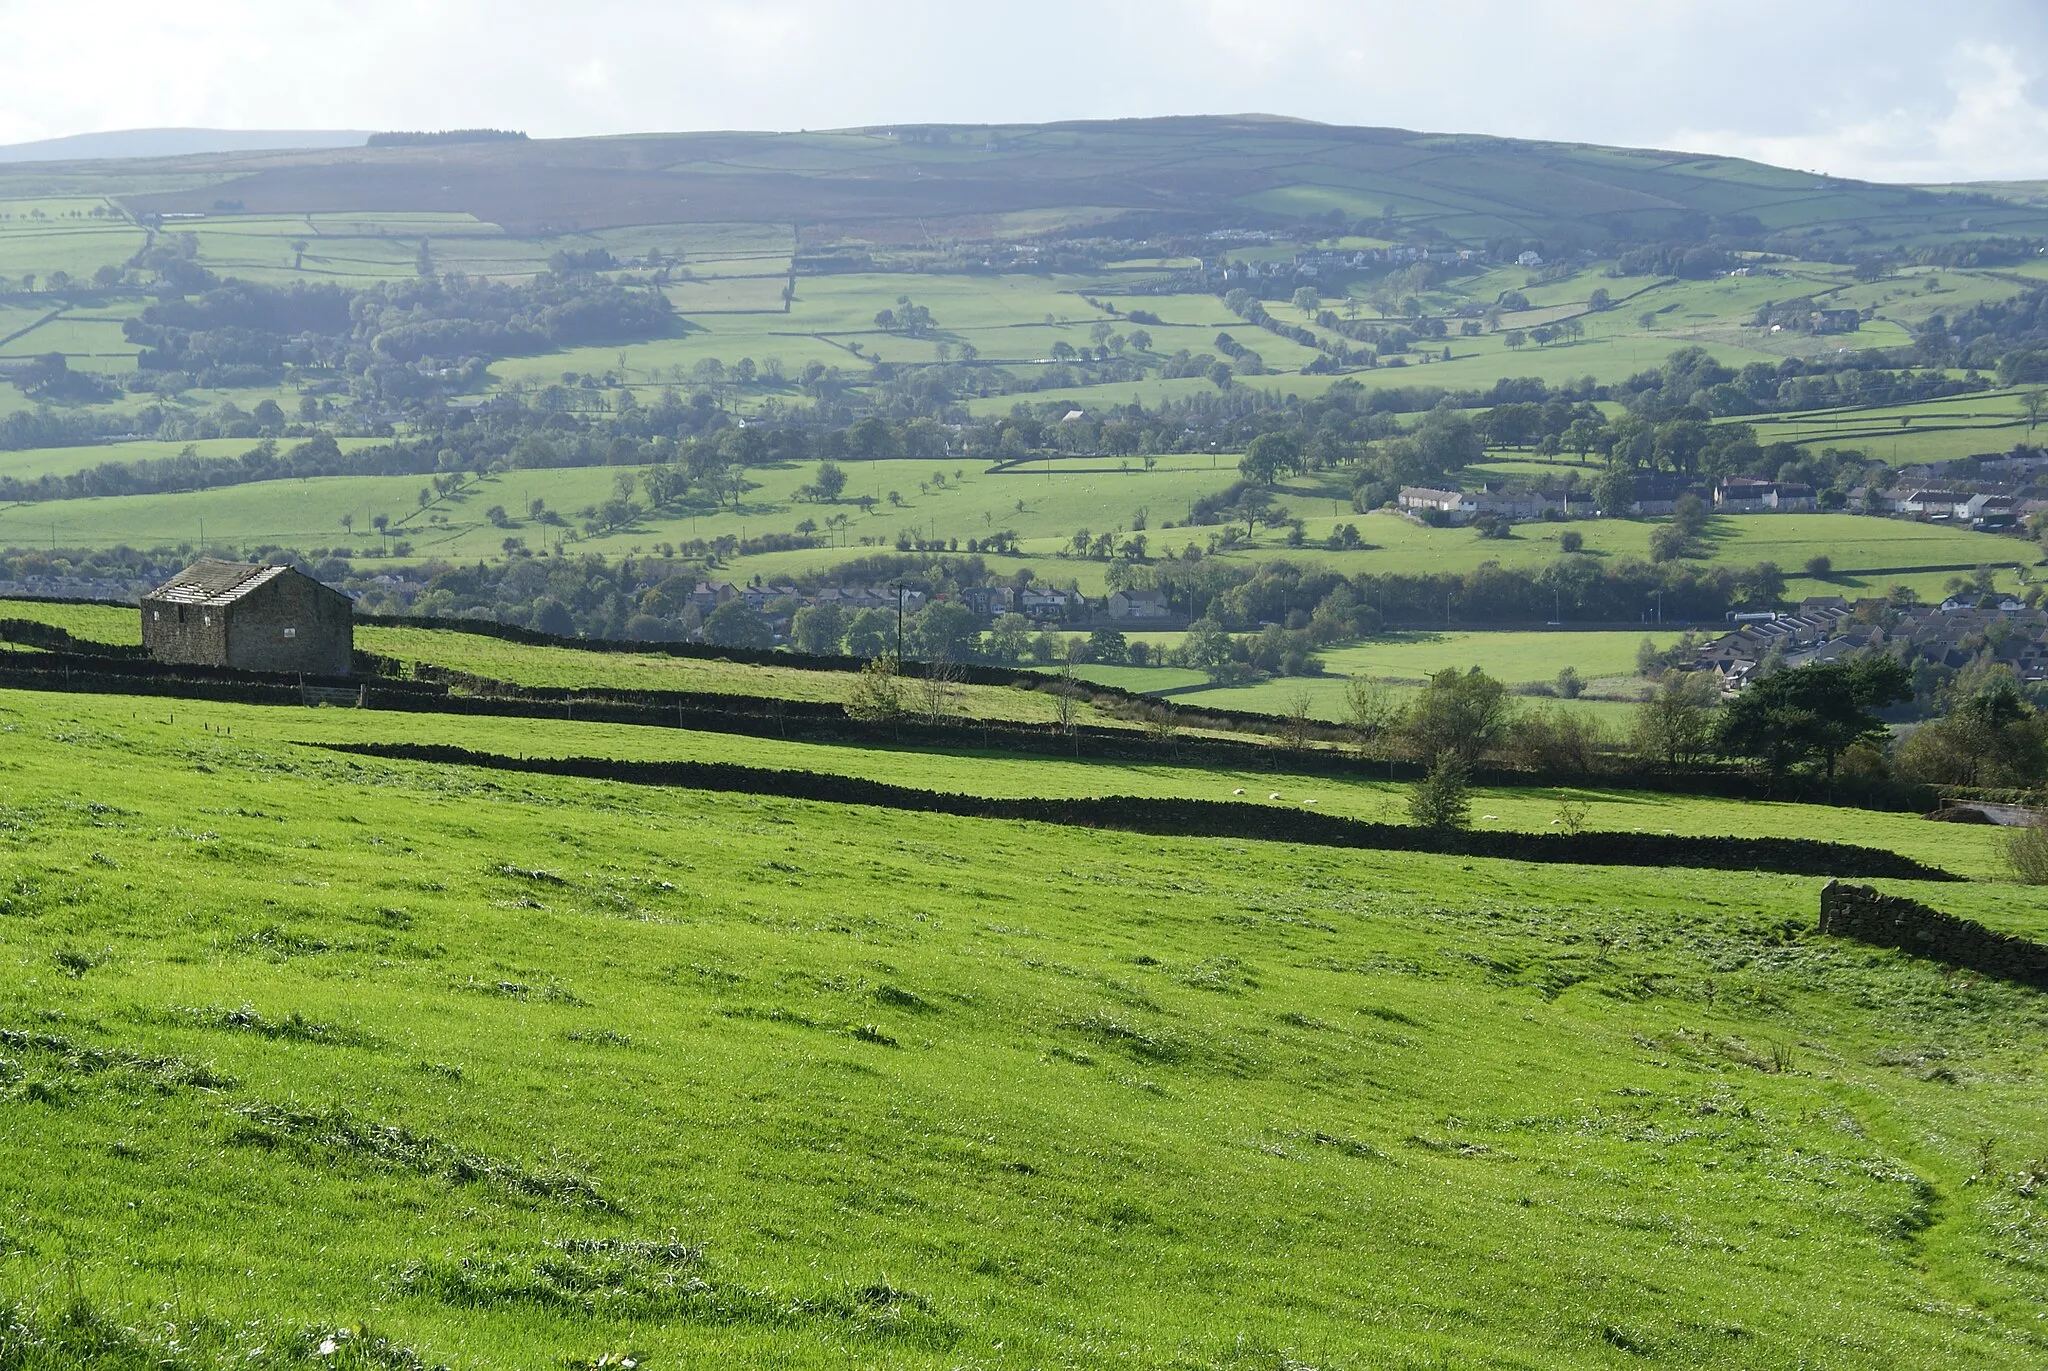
[1869,487,2025,529]
[1692,594,2048,692]
[1711,478,1817,513]
[1395,477,1815,525]
[1397,486,1597,524]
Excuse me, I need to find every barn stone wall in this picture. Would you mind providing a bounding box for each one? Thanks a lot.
[143,572,352,676]
[142,599,230,666]
[224,575,353,676]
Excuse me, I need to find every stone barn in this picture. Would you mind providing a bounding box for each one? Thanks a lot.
[142,559,354,676]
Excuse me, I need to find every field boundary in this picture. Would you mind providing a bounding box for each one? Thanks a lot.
[1821,881,2048,986]
[308,740,1956,881]
[0,608,1946,812]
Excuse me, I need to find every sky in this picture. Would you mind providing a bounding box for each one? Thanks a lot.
[1,0,2046,183]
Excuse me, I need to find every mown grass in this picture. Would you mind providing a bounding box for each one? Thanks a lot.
[3,685,2048,1367]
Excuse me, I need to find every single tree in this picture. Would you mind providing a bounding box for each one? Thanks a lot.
[1716,658,1911,781]
[1404,667,1511,764]
[2022,389,2047,436]
[918,657,963,724]
[789,603,846,656]
[1344,678,1399,760]
[810,460,848,502]
[846,654,907,723]
[701,600,773,649]
[1240,431,1302,487]
[1408,752,1473,831]
[1630,671,1720,771]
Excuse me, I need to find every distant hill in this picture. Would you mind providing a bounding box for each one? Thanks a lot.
[0,128,369,164]
[93,116,2048,254]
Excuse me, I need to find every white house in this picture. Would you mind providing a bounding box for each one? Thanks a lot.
[1398,486,1478,523]
[1019,587,1071,619]
[1107,588,1173,621]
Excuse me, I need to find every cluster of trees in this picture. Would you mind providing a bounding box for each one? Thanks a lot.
[1613,345,1985,421]
[1895,679,2048,790]
[1401,654,1908,830]
[1933,284,2048,380]
[5,354,120,403]
[117,272,674,393]
[1221,290,1375,368]
[0,434,428,504]
[1406,644,2048,806]
[1380,654,1925,834]
[871,298,937,337]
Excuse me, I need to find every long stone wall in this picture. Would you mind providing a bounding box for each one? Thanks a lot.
[1819,881,2048,989]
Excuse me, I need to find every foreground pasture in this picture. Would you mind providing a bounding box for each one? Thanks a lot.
[1,688,2046,1367]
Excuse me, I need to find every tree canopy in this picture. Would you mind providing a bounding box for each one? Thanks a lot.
[1716,658,1912,780]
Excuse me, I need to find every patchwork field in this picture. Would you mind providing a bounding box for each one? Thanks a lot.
[2,439,2029,610]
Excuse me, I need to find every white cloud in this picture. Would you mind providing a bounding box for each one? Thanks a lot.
[1669,41,2048,182]
[0,1,2042,182]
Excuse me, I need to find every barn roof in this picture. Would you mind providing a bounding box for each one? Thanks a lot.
[145,559,304,607]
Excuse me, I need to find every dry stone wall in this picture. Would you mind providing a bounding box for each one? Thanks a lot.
[1819,881,2048,989]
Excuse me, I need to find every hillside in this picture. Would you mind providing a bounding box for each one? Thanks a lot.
[0,129,371,163]
[68,116,2048,251]
[0,115,2045,727]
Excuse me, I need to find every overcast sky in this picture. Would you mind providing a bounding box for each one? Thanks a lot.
[2,0,2045,183]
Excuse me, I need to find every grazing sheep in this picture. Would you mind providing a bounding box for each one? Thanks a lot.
[1232,788,1245,795]
[1269,793,1283,801]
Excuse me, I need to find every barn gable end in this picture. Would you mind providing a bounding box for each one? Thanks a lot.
[142,559,354,676]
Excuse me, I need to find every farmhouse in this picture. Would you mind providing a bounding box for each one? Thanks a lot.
[1398,485,1580,525]
[142,559,353,676]
[1398,486,1476,523]
[1626,475,1709,516]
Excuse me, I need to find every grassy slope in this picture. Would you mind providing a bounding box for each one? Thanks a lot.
[3,687,2048,1368]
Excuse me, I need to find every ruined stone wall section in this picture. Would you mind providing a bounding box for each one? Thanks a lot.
[1820,881,2048,989]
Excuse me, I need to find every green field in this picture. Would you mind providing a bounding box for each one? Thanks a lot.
[0,436,388,483]
[4,671,2048,1367]
[1056,628,1684,724]
[1166,508,2033,606]
[0,455,1241,567]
